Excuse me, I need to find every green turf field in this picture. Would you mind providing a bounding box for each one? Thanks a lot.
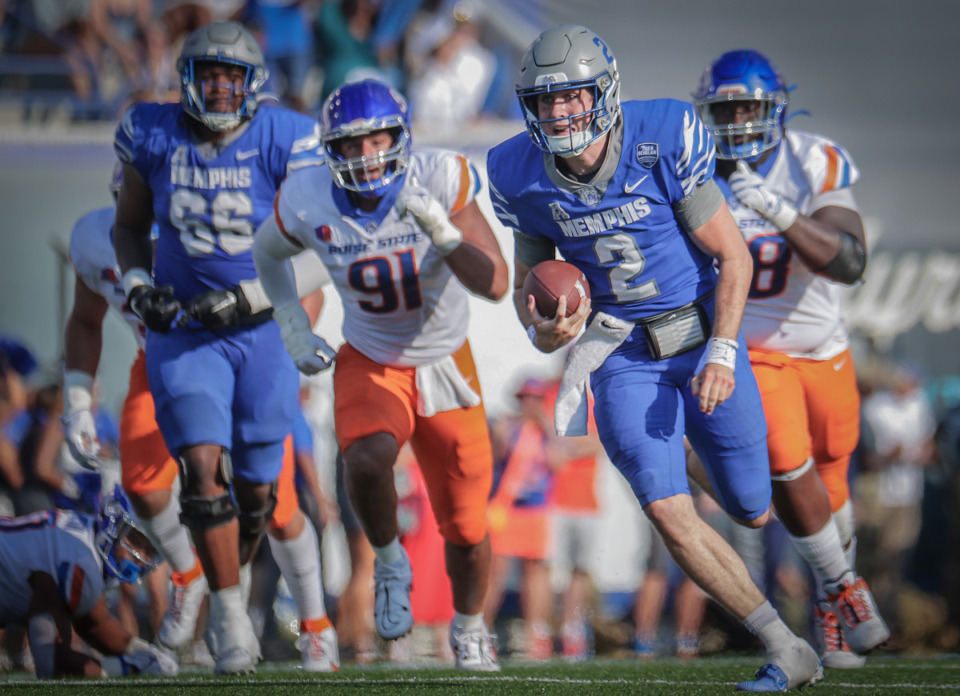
[1,655,958,695]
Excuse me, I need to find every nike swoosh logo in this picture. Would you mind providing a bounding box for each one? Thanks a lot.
[833,358,847,371]
[236,148,260,161]
[625,175,648,193]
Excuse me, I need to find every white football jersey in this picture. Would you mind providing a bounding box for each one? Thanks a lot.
[275,148,480,366]
[69,206,146,349]
[727,130,861,360]
[0,510,105,623]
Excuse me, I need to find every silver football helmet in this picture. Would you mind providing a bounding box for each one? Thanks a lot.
[516,24,621,157]
[177,21,268,132]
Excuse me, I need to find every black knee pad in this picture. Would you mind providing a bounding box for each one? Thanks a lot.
[179,491,238,531]
[238,480,278,541]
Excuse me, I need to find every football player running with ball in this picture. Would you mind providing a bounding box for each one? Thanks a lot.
[112,21,331,674]
[693,49,888,668]
[487,25,821,692]
[253,79,509,671]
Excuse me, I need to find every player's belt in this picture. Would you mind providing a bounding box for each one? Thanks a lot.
[637,291,713,360]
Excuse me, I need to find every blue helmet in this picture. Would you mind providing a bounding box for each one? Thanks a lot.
[693,49,788,160]
[320,79,411,197]
[177,21,268,132]
[95,485,159,584]
[515,25,621,158]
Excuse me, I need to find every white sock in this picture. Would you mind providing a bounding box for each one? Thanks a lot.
[787,519,850,598]
[210,584,245,626]
[268,518,326,621]
[240,562,252,610]
[139,489,197,574]
[452,611,485,632]
[844,535,858,570]
[372,537,405,565]
[743,601,797,654]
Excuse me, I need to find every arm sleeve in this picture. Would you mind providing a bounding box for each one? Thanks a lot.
[674,178,724,233]
[513,230,557,267]
[252,197,306,311]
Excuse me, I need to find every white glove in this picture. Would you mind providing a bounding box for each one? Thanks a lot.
[273,302,335,375]
[103,637,179,677]
[728,160,799,231]
[394,184,462,255]
[61,370,100,470]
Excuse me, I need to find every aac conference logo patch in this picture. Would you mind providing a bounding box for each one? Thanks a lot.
[636,143,659,169]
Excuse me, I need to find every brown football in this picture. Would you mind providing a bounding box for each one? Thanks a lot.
[522,260,590,318]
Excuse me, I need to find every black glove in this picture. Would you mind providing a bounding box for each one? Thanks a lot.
[187,286,253,330]
[128,285,182,332]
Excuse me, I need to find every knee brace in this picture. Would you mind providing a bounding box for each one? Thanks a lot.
[238,480,278,542]
[179,490,237,531]
[177,450,238,531]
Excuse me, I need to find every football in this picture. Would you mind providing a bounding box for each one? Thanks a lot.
[522,260,590,318]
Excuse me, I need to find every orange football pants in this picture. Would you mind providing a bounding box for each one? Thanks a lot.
[119,349,299,530]
[748,347,860,512]
[333,340,493,547]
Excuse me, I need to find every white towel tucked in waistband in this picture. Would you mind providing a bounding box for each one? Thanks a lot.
[555,312,635,436]
[416,354,482,417]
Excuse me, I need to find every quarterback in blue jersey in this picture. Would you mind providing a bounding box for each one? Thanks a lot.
[111,21,328,675]
[487,25,821,692]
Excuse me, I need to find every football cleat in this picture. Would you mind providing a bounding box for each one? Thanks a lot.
[827,574,890,655]
[450,624,500,672]
[158,568,207,649]
[737,639,822,692]
[815,601,866,669]
[209,601,260,675]
[373,549,414,640]
[295,619,340,672]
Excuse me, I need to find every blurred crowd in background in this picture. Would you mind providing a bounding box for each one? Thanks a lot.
[0,0,531,128]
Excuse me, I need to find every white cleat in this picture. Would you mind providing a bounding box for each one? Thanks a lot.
[815,601,866,669]
[373,549,414,641]
[296,623,340,672]
[158,572,208,650]
[209,608,260,675]
[450,624,501,672]
[828,574,890,655]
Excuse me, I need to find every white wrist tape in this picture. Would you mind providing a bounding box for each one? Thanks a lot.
[63,369,94,415]
[238,278,271,314]
[771,200,799,232]
[122,267,153,296]
[427,219,463,256]
[704,337,738,370]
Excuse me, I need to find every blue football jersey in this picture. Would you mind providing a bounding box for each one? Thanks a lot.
[488,99,718,320]
[114,103,324,302]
